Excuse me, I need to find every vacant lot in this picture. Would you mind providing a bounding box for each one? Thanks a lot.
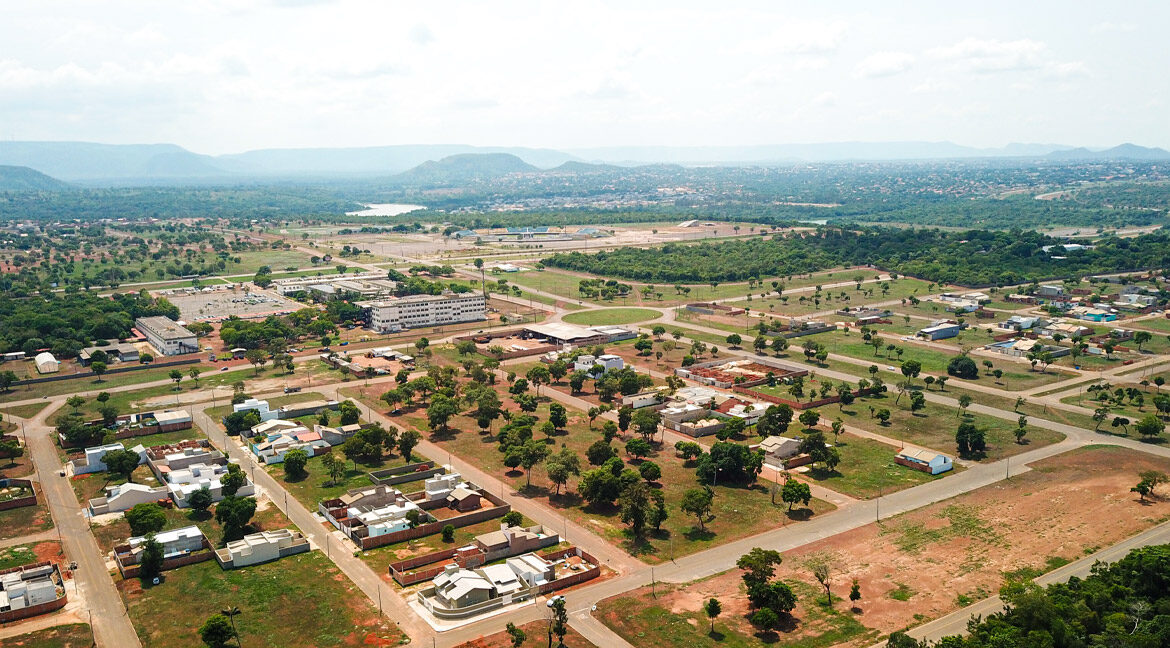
[561,308,663,326]
[5,623,93,648]
[0,498,54,541]
[266,447,425,513]
[600,445,1170,648]
[0,539,65,571]
[119,550,401,648]
[456,619,594,648]
[786,433,950,499]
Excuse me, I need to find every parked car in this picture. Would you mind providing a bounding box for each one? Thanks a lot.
[284,387,302,394]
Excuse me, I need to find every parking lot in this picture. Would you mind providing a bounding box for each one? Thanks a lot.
[165,288,303,321]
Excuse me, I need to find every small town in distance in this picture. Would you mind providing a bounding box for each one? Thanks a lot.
[2,3,1170,648]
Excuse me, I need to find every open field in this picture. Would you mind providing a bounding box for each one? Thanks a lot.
[788,433,952,499]
[0,498,54,541]
[4,623,94,648]
[600,445,1170,648]
[807,385,1064,460]
[4,401,50,419]
[561,308,663,326]
[265,446,424,513]
[118,550,402,648]
[0,539,65,571]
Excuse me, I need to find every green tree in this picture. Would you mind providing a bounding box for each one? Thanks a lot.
[215,495,257,541]
[91,361,108,381]
[188,486,214,513]
[1135,414,1165,439]
[505,622,526,648]
[441,524,456,542]
[619,479,651,538]
[220,463,246,496]
[321,452,346,486]
[125,502,167,536]
[502,511,523,527]
[680,486,714,531]
[102,448,141,483]
[139,534,164,582]
[398,429,422,462]
[704,597,722,634]
[283,448,309,479]
[544,447,580,496]
[780,475,812,512]
[66,395,85,410]
[518,439,550,487]
[426,393,460,434]
[199,614,236,648]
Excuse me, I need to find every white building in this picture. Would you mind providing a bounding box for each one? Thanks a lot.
[135,316,198,356]
[217,529,309,568]
[165,463,254,507]
[360,291,486,333]
[127,525,206,560]
[0,563,62,612]
[90,482,169,515]
[573,354,624,374]
[33,352,59,374]
[233,398,278,422]
[250,426,329,464]
[424,471,466,501]
[73,443,129,475]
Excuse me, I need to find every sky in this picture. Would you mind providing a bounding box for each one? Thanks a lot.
[1,0,1167,154]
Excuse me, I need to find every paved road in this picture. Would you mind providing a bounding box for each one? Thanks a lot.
[21,400,142,648]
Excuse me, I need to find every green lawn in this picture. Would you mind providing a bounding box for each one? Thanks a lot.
[809,387,1063,461]
[562,308,663,326]
[0,540,57,571]
[1128,316,1170,334]
[266,448,426,512]
[119,551,402,648]
[3,401,50,419]
[2,623,93,648]
[91,496,292,553]
[798,433,949,499]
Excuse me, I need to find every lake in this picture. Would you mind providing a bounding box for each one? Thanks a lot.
[345,203,426,217]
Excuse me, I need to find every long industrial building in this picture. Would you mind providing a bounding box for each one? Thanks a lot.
[360,291,486,333]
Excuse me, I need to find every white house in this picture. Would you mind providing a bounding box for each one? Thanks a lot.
[249,427,329,464]
[73,443,129,475]
[622,391,663,409]
[424,471,466,501]
[217,529,310,569]
[505,554,555,588]
[126,526,206,562]
[233,398,278,423]
[89,482,169,515]
[573,354,624,374]
[756,436,802,462]
[165,463,255,507]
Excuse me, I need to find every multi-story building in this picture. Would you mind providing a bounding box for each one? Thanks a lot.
[360,291,486,333]
[135,316,198,356]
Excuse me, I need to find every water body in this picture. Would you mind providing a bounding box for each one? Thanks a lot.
[345,203,426,217]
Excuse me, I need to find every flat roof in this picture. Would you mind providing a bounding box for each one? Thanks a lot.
[524,322,600,341]
[135,316,195,340]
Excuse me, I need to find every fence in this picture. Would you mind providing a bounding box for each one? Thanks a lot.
[0,562,67,624]
[368,461,443,487]
[322,489,511,550]
[0,478,38,511]
[12,357,200,387]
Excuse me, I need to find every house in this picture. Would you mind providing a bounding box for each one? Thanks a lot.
[135,316,198,356]
[33,352,59,374]
[573,354,624,374]
[250,427,329,464]
[917,322,961,341]
[622,390,663,409]
[215,529,310,569]
[153,410,193,432]
[246,418,300,439]
[89,482,169,515]
[961,292,992,304]
[163,462,255,507]
[125,526,207,563]
[895,449,953,474]
[0,562,65,621]
[1041,320,1092,338]
[338,485,424,538]
[1000,315,1041,331]
[233,398,278,422]
[78,343,140,366]
[505,554,554,588]
[447,486,482,512]
[1068,306,1117,322]
[432,566,496,609]
[72,442,130,475]
[1006,293,1038,305]
[1037,285,1065,298]
[424,472,466,501]
[474,525,558,558]
[755,436,802,462]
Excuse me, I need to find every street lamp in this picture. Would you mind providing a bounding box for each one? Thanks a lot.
[712,467,723,488]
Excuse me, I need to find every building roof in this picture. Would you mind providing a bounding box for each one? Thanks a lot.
[136,316,195,340]
[524,322,600,341]
[897,448,950,463]
[34,351,57,364]
[153,410,191,424]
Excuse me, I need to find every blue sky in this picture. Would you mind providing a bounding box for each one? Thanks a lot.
[1,1,1166,153]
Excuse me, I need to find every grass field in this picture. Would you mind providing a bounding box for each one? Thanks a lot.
[119,550,402,648]
[3,623,93,648]
[266,447,425,512]
[562,308,663,326]
[796,433,949,499]
[3,401,50,419]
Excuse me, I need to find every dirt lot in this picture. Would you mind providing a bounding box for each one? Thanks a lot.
[455,618,594,648]
[600,445,1170,647]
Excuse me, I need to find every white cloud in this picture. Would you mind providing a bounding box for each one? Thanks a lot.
[1092,22,1136,33]
[930,37,1048,73]
[854,51,914,78]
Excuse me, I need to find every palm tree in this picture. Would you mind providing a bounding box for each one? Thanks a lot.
[221,606,242,646]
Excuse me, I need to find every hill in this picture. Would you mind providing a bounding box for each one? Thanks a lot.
[1047,143,1170,161]
[391,153,538,185]
[222,145,577,175]
[0,142,234,181]
[0,165,70,191]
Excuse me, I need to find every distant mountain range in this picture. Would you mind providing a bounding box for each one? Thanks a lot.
[0,165,70,191]
[0,140,1167,185]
